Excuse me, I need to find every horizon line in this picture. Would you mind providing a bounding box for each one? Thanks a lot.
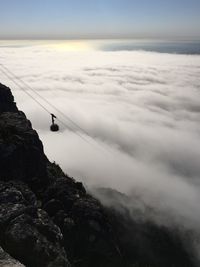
[0,37,200,42]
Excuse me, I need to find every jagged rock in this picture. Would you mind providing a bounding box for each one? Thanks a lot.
[0,112,48,191]
[0,181,70,267]
[43,199,64,216]
[42,173,121,266]
[0,83,18,113]
[0,246,25,267]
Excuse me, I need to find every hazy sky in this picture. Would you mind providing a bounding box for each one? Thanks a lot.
[0,0,200,39]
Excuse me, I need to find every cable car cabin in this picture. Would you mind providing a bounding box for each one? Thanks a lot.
[50,123,59,132]
[50,113,59,132]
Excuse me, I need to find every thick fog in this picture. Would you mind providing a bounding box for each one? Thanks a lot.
[1,41,200,256]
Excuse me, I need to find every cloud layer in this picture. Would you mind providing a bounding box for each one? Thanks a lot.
[1,41,200,257]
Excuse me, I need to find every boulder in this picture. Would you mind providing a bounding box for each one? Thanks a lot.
[0,181,70,267]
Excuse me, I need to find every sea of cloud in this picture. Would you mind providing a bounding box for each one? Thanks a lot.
[1,41,200,257]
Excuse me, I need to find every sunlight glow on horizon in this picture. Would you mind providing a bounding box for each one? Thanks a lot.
[52,41,94,52]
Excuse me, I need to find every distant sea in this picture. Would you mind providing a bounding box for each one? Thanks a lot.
[98,39,200,54]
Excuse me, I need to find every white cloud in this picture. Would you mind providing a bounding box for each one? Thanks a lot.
[1,41,200,257]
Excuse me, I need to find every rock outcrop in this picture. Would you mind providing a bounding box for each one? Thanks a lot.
[0,246,25,267]
[0,82,195,267]
[0,84,18,113]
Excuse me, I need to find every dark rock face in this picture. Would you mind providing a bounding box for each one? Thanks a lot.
[0,83,195,267]
[0,112,48,190]
[43,166,122,267]
[0,83,18,113]
[0,181,70,267]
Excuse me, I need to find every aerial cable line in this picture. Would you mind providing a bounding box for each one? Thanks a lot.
[0,63,107,150]
[0,63,92,138]
[0,64,110,155]
[0,66,98,147]
[0,63,108,153]
[0,66,51,115]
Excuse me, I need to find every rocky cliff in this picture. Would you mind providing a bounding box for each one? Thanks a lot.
[0,82,194,267]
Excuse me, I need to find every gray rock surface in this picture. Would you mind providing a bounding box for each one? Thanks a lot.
[0,246,25,267]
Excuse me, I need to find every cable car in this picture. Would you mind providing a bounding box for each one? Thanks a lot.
[50,114,59,132]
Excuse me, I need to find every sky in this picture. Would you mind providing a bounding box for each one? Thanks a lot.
[0,0,200,39]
